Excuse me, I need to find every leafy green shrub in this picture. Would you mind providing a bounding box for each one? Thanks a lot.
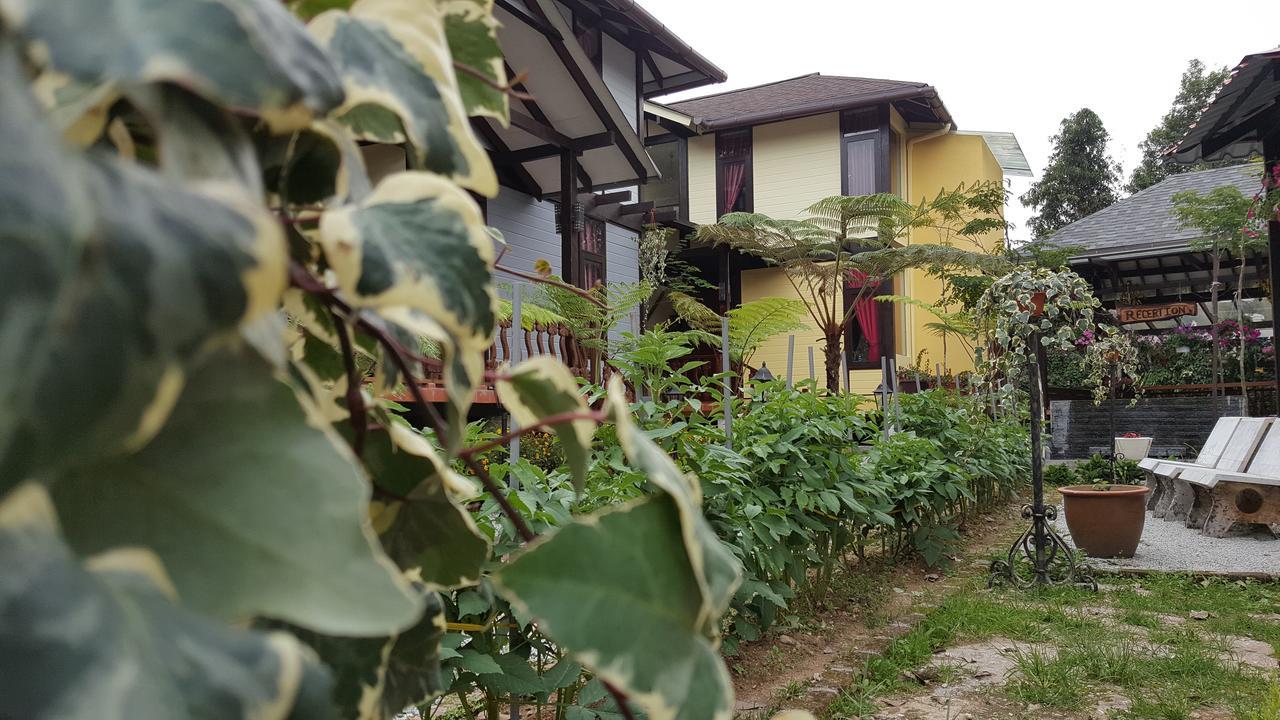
[1043,464,1078,486]
[1075,454,1143,485]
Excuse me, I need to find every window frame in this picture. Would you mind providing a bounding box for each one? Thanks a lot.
[714,128,753,218]
[843,274,897,370]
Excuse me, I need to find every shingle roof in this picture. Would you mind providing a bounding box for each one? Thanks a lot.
[663,73,952,130]
[1049,163,1264,257]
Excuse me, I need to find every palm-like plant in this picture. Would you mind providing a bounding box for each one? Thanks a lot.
[694,183,1010,391]
[667,292,808,370]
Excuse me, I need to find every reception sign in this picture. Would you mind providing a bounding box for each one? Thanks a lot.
[1115,302,1196,324]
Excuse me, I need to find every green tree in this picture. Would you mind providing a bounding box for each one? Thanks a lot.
[695,184,1010,392]
[1173,177,1276,409]
[1128,60,1232,193]
[1022,108,1121,239]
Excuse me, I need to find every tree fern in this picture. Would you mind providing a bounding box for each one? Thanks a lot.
[668,292,807,368]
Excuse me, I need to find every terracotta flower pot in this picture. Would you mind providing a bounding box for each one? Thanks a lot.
[1059,484,1151,558]
[1018,291,1047,318]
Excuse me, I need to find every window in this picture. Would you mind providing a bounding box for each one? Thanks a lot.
[844,272,895,368]
[715,129,752,217]
[578,217,606,290]
[573,15,601,72]
[840,107,887,198]
[640,138,686,220]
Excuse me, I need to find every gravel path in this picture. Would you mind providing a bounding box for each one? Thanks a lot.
[1052,508,1280,577]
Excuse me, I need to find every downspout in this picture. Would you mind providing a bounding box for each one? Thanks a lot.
[903,123,952,363]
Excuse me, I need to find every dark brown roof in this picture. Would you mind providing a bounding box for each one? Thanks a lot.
[1167,48,1280,165]
[664,73,953,130]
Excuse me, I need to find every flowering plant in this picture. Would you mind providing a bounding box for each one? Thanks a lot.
[976,266,1101,404]
[1081,330,1143,405]
[1120,432,1143,438]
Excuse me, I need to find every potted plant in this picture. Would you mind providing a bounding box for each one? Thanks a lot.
[1113,431,1152,461]
[1059,455,1149,558]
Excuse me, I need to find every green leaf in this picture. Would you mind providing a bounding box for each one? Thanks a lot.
[318,171,498,439]
[308,1,497,194]
[50,348,422,636]
[0,41,287,486]
[497,356,595,492]
[606,377,742,640]
[131,84,263,193]
[362,422,490,590]
[478,653,551,697]
[457,648,503,675]
[0,0,344,131]
[494,497,735,720]
[290,588,447,720]
[441,0,509,121]
[256,119,374,205]
[0,483,336,720]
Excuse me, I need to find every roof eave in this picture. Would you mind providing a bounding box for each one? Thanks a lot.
[697,85,943,132]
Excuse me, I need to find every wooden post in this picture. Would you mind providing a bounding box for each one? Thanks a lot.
[880,355,890,441]
[889,357,901,430]
[721,317,732,448]
[841,351,849,395]
[559,151,578,287]
[1265,133,1280,408]
[509,284,522,470]
[785,335,795,389]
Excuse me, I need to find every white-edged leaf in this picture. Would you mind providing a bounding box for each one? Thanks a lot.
[309,0,497,194]
[0,0,344,131]
[494,497,734,720]
[50,348,422,637]
[497,356,595,492]
[0,483,337,720]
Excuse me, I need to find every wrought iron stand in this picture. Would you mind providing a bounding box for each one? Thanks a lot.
[989,331,1097,590]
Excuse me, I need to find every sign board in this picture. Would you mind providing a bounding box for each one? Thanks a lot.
[1115,302,1196,325]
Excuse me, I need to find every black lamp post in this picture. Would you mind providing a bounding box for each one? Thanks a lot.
[752,363,774,401]
[990,326,1097,590]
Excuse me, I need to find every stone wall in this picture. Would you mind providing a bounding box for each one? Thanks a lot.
[1049,396,1245,459]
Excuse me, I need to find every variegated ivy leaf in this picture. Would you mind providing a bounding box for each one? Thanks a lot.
[50,347,423,637]
[284,589,447,720]
[308,0,498,195]
[0,0,344,131]
[257,119,374,205]
[442,0,509,122]
[131,84,263,195]
[318,171,498,442]
[0,483,336,720]
[497,356,595,492]
[605,376,742,640]
[494,496,735,720]
[0,40,286,487]
[31,69,118,146]
[360,421,489,590]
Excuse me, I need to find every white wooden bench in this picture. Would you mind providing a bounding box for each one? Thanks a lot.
[1181,419,1280,537]
[1140,417,1240,515]
[1157,417,1271,524]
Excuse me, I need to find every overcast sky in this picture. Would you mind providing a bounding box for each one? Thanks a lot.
[643,0,1279,242]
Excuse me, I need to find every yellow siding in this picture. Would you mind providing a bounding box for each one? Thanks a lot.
[687,134,716,225]
[750,114,842,219]
[901,133,1005,375]
[741,266,909,391]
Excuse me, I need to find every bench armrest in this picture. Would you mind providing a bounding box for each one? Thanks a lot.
[1213,471,1280,487]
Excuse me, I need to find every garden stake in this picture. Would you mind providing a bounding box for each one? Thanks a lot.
[510,283,522,469]
[721,317,732,448]
[990,330,1097,590]
[808,346,816,383]
[786,334,795,389]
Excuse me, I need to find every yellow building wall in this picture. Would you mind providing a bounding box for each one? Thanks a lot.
[685,122,1004,394]
[750,113,842,219]
[899,133,1005,378]
[687,133,716,225]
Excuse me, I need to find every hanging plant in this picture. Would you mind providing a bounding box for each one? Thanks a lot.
[1081,330,1144,406]
[975,266,1101,402]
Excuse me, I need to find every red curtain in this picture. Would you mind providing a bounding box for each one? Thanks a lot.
[719,131,750,214]
[847,271,881,360]
[722,162,745,214]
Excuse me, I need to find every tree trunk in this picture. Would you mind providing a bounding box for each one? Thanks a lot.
[1239,255,1250,415]
[1210,251,1222,396]
[823,332,843,394]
